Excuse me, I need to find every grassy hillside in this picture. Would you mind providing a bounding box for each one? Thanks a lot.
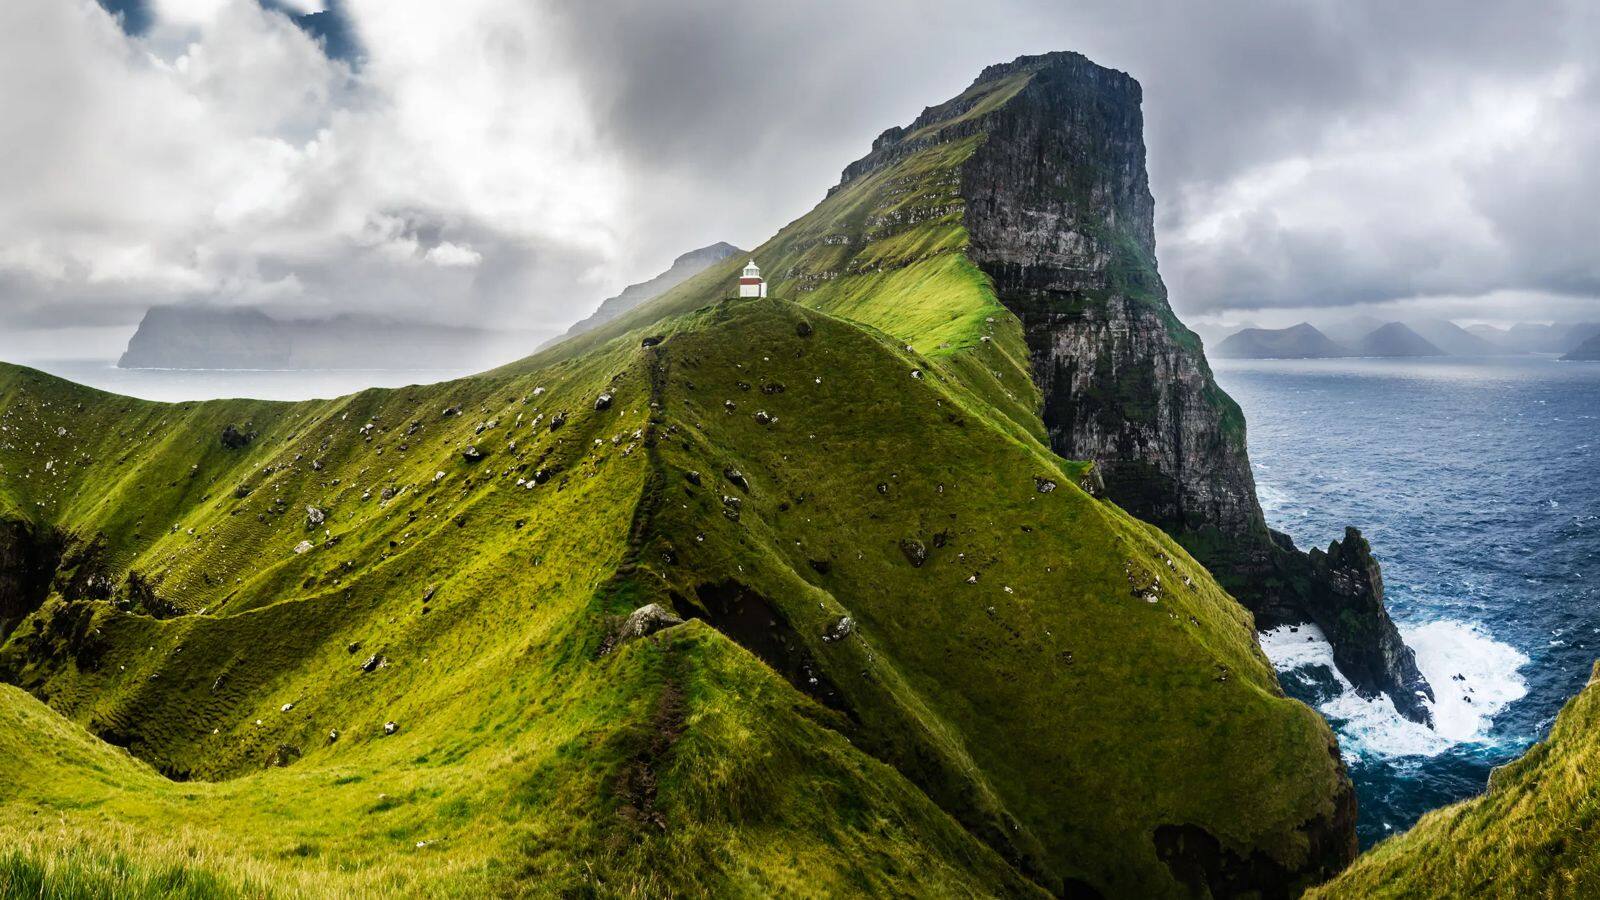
[1,292,1351,896]
[1312,663,1600,898]
[500,69,1046,451]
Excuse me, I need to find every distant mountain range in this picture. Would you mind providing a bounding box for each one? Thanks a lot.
[1215,323,1348,359]
[1215,318,1600,360]
[118,306,535,371]
[118,243,745,371]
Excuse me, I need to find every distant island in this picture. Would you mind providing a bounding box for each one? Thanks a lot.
[1356,322,1445,358]
[1565,333,1600,361]
[1215,323,1349,359]
[1215,318,1600,360]
[118,306,533,370]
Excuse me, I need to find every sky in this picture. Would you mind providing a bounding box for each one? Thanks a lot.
[2,0,1597,360]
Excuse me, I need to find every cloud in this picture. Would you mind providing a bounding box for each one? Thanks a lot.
[4,0,1599,363]
[423,242,482,268]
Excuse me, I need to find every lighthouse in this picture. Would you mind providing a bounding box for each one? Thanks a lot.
[738,259,768,298]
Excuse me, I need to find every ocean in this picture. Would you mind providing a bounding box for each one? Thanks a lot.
[1214,355,1600,847]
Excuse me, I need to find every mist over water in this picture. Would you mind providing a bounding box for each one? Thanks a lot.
[12,360,479,403]
[1215,355,1600,846]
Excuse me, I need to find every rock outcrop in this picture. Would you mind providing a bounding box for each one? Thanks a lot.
[850,51,1432,725]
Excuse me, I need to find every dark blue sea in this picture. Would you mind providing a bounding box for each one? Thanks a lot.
[1213,355,1600,847]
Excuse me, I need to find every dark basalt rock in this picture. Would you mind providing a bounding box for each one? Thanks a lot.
[615,603,684,644]
[1307,528,1434,723]
[899,538,928,568]
[0,520,68,642]
[917,49,1429,726]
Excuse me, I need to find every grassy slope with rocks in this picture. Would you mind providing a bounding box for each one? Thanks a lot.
[0,59,1360,899]
[0,297,1351,897]
[1313,663,1600,898]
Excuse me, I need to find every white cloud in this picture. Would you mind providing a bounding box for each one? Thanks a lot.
[0,0,621,337]
[0,0,1595,356]
[424,242,482,268]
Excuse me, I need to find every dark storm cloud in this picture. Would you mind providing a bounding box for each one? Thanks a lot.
[6,0,1599,361]
[551,0,1600,322]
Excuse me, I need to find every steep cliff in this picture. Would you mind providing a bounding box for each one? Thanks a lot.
[522,50,1431,727]
[945,52,1435,724]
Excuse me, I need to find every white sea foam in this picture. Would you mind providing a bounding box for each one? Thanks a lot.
[1259,620,1528,759]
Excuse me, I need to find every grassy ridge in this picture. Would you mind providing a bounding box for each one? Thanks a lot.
[1,297,1349,896]
[1,58,1356,896]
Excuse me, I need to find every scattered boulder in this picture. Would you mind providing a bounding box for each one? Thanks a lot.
[754,410,776,426]
[293,540,314,555]
[822,616,855,643]
[796,320,814,338]
[721,495,742,522]
[910,369,923,380]
[595,393,614,411]
[383,721,399,736]
[900,538,928,568]
[360,654,385,673]
[641,335,664,348]
[723,467,749,492]
[305,506,326,529]
[617,603,684,643]
[549,411,567,431]
[267,744,302,768]
[442,406,461,418]
[1035,476,1058,494]
[328,729,340,743]
[724,400,737,413]
[684,470,702,486]
[461,446,485,462]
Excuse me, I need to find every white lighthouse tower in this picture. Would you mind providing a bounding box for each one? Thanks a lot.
[738,259,767,298]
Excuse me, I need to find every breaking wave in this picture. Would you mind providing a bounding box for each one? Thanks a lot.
[1260,620,1528,759]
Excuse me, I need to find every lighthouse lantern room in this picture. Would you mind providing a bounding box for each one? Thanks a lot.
[738,259,768,298]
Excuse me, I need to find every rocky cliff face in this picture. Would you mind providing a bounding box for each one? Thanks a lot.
[849,52,1434,725]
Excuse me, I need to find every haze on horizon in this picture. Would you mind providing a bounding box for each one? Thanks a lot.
[2,0,1597,363]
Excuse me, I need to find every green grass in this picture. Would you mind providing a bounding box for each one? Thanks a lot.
[0,60,1359,897]
[1312,663,1600,899]
[1,295,1348,897]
